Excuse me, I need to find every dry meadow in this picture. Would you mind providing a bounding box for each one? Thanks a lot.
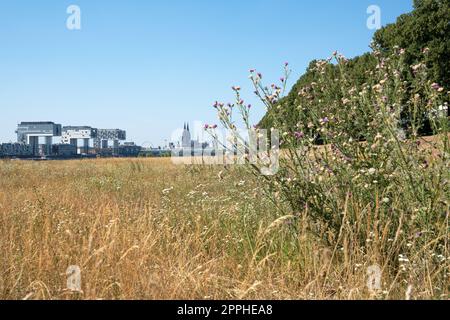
[0,157,448,300]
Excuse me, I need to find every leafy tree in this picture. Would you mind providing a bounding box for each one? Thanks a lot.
[260,0,449,129]
[373,0,450,89]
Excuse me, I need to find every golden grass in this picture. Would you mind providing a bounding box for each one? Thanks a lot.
[0,158,447,300]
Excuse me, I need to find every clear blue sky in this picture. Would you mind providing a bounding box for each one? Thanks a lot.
[0,0,413,146]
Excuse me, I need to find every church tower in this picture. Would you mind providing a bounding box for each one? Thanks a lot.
[182,122,191,148]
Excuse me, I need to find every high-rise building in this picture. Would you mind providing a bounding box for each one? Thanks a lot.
[93,129,127,156]
[62,126,98,154]
[16,122,62,156]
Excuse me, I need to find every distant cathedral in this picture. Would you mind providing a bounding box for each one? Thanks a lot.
[182,123,191,148]
[180,122,208,150]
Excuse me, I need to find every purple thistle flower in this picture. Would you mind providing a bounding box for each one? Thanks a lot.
[294,131,304,139]
[431,83,441,90]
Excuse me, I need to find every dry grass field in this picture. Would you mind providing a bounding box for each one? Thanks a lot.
[0,157,448,300]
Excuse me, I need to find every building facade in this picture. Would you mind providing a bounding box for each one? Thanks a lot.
[0,143,33,157]
[62,126,98,154]
[93,129,126,155]
[16,122,62,156]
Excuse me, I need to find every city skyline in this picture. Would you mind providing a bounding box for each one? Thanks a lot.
[0,1,413,145]
[1,119,210,149]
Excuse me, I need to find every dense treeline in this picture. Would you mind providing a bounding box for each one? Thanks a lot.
[374,0,450,89]
[260,0,449,131]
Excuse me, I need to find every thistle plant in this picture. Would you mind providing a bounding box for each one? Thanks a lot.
[209,48,449,286]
